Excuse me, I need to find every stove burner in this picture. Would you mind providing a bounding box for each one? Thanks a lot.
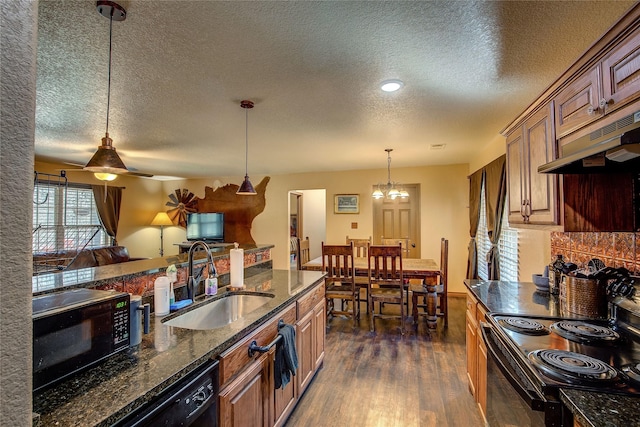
[550,320,620,345]
[622,362,640,385]
[497,317,549,335]
[528,349,618,384]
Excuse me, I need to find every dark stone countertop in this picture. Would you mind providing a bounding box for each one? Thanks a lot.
[32,243,274,295]
[560,389,640,427]
[33,268,325,427]
[464,280,640,426]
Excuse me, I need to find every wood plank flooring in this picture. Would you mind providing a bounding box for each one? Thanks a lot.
[284,295,485,427]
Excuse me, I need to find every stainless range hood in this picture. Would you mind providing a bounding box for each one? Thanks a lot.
[538,111,640,174]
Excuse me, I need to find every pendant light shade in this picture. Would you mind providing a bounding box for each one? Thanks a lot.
[237,100,257,195]
[85,1,128,181]
[372,148,409,200]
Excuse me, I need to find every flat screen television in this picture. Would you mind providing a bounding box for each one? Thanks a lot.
[186,212,224,242]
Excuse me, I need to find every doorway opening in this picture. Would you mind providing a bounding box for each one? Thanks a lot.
[288,189,326,270]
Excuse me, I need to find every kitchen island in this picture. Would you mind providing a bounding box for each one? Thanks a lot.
[465,280,640,427]
[33,268,325,427]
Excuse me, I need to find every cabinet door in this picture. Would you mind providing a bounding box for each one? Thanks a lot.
[523,105,559,225]
[313,299,325,371]
[475,305,488,423]
[274,367,296,427]
[506,128,525,224]
[602,27,640,114]
[554,65,601,138]
[296,309,314,394]
[219,352,272,427]
[465,308,477,397]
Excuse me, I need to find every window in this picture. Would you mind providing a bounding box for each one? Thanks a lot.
[33,182,109,254]
[477,182,519,281]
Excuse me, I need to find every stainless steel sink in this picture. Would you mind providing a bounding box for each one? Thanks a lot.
[163,293,274,330]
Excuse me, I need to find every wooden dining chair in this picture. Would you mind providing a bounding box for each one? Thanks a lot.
[322,242,359,326]
[346,236,371,258]
[297,237,310,270]
[411,238,448,328]
[381,237,410,258]
[368,244,405,334]
[346,236,372,311]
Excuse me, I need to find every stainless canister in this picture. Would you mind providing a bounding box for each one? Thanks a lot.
[130,294,150,346]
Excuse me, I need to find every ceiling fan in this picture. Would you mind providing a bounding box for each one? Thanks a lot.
[60,162,154,178]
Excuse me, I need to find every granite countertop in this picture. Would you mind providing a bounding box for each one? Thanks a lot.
[33,268,324,427]
[32,243,274,294]
[560,389,640,427]
[464,279,640,426]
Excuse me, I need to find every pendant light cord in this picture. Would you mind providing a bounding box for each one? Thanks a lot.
[387,152,392,185]
[105,9,114,136]
[245,106,249,176]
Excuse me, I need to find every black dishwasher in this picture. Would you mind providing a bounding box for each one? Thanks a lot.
[116,359,219,427]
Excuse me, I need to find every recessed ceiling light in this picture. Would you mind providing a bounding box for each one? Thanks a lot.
[380,79,404,92]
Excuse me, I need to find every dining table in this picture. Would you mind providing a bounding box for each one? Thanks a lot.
[302,256,442,328]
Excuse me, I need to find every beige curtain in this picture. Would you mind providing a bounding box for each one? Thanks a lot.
[484,155,507,280]
[466,168,484,279]
[92,185,123,245]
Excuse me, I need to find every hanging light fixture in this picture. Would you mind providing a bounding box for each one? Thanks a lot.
[237,100,257,195]
[84,1,128,181]
[372,148,409,200]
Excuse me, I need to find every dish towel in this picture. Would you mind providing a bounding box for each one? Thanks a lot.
[274,323,298,389]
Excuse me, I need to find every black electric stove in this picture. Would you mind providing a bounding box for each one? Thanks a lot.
[482,281,640,426]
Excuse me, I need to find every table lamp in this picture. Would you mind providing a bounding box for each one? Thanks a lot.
[150,211,174,256]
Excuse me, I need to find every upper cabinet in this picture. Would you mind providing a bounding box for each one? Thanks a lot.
[503,4,640,231]
[554,66,601,138]
[555,26,640,139]
[507,104,559,226]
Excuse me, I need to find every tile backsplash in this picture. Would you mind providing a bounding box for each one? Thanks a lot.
[550,232,639,274]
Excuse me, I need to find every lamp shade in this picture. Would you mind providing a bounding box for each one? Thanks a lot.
[150,211,174,226]
[84,135,128,176]
[237,175,257,195]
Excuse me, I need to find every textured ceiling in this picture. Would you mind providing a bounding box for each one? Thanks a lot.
[35,0,637,179]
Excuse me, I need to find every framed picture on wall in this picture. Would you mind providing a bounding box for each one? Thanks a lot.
[334,194,359,214]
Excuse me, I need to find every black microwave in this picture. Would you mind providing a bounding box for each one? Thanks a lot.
[32,288,130,392]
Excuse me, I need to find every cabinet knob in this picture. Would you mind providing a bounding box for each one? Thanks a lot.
[587,105,599,115]
[599,98,612,109]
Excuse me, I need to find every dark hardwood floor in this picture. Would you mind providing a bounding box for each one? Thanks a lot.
[285,295,485,427]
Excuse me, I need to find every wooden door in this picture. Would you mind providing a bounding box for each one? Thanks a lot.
[506,128,525,224]
[372,184,420,258]
[219,351,272,427]
[524,105,558,225]
[554,65,602,138]
[602,27,640,114]
[296,309,314,395]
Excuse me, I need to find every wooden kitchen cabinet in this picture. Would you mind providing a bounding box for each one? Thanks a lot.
[506,103,559,226]
[465,292,478,397]
[296,283,325,396]
[466,290,488,424]
[554,66,602,138]
[555,26,640,139]
[219,349,273,427]
[476,304,488,423]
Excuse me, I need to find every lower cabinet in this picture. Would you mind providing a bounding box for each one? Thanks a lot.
[219,281,326,427]
[219,349,273,427]
[466,290,488,423]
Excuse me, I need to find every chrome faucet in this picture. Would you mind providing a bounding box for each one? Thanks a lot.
[187,241,215,300]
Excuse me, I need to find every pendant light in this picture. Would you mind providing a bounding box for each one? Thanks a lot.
[372,149,409,200]
[84,1,128,181]
[237,100,257,195]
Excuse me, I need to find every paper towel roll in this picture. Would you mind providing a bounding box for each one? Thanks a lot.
[154,276,171,316]
[230,243,244,288]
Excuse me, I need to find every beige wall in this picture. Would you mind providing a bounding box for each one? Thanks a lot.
[33,162,472,293]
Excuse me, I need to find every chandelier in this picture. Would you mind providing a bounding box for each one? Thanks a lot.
[372,149,409,200]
